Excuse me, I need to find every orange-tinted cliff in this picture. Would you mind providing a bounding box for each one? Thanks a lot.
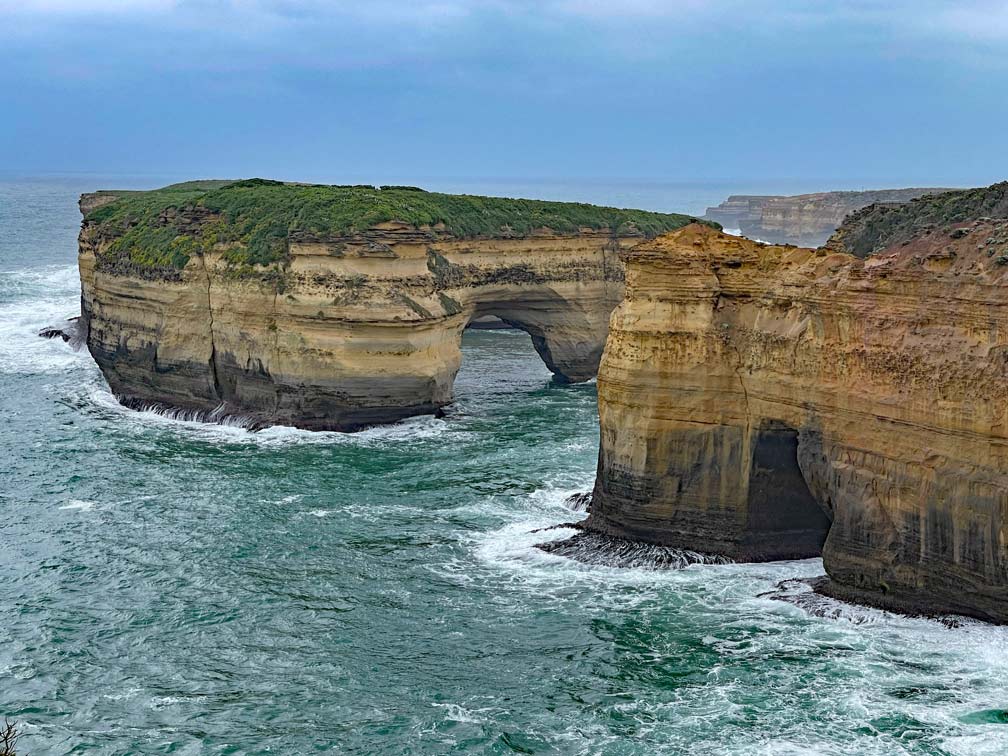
[587,219,1008,621]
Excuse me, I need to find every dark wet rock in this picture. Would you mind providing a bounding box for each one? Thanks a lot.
[38,316,83,348]
[809,576,978,628]
[39,326,70,341]
[535,530,730,569]
[563,492,592,512]
[758,578,885,625]
[529,520,586,534]
[759,577,977,628]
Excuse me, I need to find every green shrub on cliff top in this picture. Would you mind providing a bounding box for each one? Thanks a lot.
[85,178,705,274]
[831,181,1008,257]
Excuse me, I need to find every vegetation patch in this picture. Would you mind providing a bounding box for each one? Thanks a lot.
[1,719,20,756]
[84,178,706,276]
[396,293,434,319]
[438,292,463,316]
[829,182,1008,257]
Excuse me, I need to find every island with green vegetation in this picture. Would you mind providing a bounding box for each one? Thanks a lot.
[78,178,704,429]
[84,178,703,278]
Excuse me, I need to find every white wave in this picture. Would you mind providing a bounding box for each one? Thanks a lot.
[431,702,495,724]
[473,484,1008,660]
[59,499,95,511]
[469,496,1008,756]
[307,509,332,518]
[0,263,80,296]
[102,687,142,702]
[720,227,772,244]
[0,264,85,374]
[941,734,1008,756]
[86,385,458,447]
[149,696,190,710]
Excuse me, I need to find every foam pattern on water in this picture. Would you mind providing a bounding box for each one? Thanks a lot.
[84,384,457,446]
[0,264,82,374]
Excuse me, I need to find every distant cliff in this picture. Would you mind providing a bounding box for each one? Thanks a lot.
[703,188,953,246]
[78,179,702,430]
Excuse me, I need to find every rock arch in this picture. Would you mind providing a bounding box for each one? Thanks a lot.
[81,223,636,431]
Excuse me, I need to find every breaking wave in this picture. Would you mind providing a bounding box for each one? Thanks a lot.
[535,530,733,569]
[84,384,455,447]
[0,264,83,374]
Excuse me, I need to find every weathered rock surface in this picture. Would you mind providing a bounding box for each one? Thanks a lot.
[587,221,1008,622]
[79,182,699,430]
[704,188,952,246]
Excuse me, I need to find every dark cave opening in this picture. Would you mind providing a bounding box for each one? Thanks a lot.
[744,421,833,560]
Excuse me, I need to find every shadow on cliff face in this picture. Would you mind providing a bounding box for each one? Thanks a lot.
[744,422,833,560]
[539,421,835,569]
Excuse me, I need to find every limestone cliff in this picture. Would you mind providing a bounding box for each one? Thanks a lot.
[704,188,952,246]
[587,221,1008,622]
[79,179,700,430]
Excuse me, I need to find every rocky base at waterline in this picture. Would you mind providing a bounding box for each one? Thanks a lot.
[763,578,978,628]
[535,530,731,569]
[807,576,988,627]
[79,179,702,430]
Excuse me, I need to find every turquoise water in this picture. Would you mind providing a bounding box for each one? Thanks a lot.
[3,178,1008,755]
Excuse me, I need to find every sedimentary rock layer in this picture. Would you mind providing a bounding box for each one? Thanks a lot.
[79,180,698,430]
[588,221,1008,622]
[704,188,952,246]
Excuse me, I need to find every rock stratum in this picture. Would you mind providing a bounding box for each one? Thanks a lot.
[78,179,700,430]
[586,189,1008,622]
[703,188,953,246]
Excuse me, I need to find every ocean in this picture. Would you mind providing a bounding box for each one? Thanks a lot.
[2,175,1007,755]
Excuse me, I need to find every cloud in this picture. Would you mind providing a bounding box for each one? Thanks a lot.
[5,0,1007,43]
[0,0,175,12]
[1,0,1005,82]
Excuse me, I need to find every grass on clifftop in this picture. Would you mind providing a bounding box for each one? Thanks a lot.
[85,178,705,274]
[829,182,1008,257]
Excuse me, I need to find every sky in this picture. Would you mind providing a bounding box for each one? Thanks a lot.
[2,0,1007,187]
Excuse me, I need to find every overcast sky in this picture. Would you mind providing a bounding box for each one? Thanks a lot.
[2,0,1006,186]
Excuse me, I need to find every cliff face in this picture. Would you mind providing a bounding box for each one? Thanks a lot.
[703,188,952,247]
[588,221,1008,622]
[79,180,698,430]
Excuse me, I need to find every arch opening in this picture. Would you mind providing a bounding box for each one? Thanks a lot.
[455,296,608,386]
